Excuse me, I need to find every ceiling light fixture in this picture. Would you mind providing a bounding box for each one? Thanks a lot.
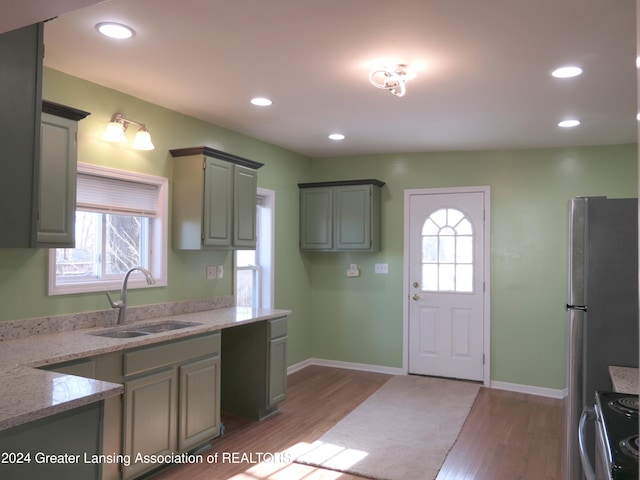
[328,133,345,141]
[558,119,581,128]
[369,64,416,97]
[103,113,155,150]
[251,97,273,106]
[96,22,135,39]
[551,66,582,78]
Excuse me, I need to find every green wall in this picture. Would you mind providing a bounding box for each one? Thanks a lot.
[0,68,312,364]
[0,68,635,391]
[305,146,638,390]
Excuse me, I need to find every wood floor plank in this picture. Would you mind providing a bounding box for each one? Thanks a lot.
[150,366,562,480]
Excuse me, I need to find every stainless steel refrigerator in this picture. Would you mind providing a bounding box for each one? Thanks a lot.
[564,196,638,480]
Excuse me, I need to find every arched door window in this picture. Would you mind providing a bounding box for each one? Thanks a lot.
[421,207,474,292]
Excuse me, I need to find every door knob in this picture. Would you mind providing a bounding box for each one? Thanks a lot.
[412,293,421,301]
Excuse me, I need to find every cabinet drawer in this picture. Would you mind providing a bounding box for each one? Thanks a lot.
[269,317,287,339]
[124,332,220,377]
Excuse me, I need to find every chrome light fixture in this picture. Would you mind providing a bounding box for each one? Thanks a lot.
[102,113,155,150]
[369,64,416,98]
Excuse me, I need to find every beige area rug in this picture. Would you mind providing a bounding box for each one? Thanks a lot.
[294,375,480,480]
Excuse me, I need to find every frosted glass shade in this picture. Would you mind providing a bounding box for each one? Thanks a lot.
[132,130,155,150]
[102,121,127,143]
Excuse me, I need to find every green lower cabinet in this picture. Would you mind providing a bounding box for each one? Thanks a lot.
[122,333,222,479]
[179,356,221,451]
[268,335,287,406]
[123,369,178,480]
[0,402,102,480]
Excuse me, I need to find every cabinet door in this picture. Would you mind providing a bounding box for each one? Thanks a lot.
[300,187,333,250]
[0,23,43,248]
[37,113,77,246]
[123,369,177,480]
[203,156,233,247]
[233,165,258,248]
[179,356,221,451]
[268,336,287,406]
[335,184,372,250]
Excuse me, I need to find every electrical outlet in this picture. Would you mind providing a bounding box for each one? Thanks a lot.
[217,265,224,279]
[206,265,217,280]
[374,263,389,274]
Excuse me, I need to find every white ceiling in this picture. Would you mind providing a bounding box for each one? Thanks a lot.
[9,0,639,158]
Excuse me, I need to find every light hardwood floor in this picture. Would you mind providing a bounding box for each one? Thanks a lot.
[151,365,562,480]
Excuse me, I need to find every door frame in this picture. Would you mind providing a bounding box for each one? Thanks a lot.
[402,186,491,387]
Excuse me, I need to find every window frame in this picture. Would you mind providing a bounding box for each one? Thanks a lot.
[234,188,275,309]
[48,163,168,296]
[421,207,474,293]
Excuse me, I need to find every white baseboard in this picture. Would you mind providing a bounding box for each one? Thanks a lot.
[288,359,566,400]
[287,358,404,376]
[490,380,566,399]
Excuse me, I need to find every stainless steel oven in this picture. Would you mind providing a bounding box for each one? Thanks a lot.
[579,391,638,480]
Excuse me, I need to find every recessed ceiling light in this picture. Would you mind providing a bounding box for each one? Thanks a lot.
[328,133,345,141]
[250,97,272,106]
[96,22,135,39]
[551,66,582,78]
[558,119,580,128]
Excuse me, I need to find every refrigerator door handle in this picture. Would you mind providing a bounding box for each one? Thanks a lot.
[566,304,587,312]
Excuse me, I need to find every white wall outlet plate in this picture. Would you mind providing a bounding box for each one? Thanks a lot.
[217,265,224,279]
[206,265,217,280]
[374,263,389,274]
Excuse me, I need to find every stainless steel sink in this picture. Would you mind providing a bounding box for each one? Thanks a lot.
[93,330,150,338]
[89,320,201,339]
[133,321,201,334]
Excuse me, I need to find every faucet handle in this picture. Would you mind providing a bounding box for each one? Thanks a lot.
[106,292,124,309]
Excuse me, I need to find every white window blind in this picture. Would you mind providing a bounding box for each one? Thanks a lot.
[77,173,159,217]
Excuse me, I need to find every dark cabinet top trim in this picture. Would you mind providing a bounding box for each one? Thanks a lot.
[170,146,264,170]
[42,100,91,121]
[298,179,385,188]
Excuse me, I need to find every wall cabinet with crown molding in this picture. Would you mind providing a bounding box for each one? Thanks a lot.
[170,147,263,250]
[298,179,385,252]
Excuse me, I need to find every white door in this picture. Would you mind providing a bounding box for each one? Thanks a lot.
[407,188,488,381]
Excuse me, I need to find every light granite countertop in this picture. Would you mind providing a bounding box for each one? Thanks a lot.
[0,304,290,432]
[609,365,639,395]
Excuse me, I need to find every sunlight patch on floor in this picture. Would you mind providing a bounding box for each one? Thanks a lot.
[293,441,369,471]
[226,441,368,480]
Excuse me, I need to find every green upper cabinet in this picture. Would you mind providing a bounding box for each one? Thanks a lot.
[299,179,384,252]
[170,147,263,250]
[0,23,43,247]
[38,101,90,247]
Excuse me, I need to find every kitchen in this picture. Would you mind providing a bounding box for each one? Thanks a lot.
[0,1,638,479]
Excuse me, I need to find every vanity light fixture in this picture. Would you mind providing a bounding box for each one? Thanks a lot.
[369,64,416,98]
[103,113,155,150]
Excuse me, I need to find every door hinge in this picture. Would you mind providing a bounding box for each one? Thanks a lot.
[203,160,207,170]
[483,354,485,365]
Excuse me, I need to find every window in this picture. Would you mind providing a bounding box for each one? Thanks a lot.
[48,163,168,295]
[235,189,274,308]
[421,207,473,293]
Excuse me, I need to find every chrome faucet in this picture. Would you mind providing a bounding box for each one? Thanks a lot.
[106,266,156,324]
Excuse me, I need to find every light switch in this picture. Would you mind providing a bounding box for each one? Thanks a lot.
[206,265,217,280]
